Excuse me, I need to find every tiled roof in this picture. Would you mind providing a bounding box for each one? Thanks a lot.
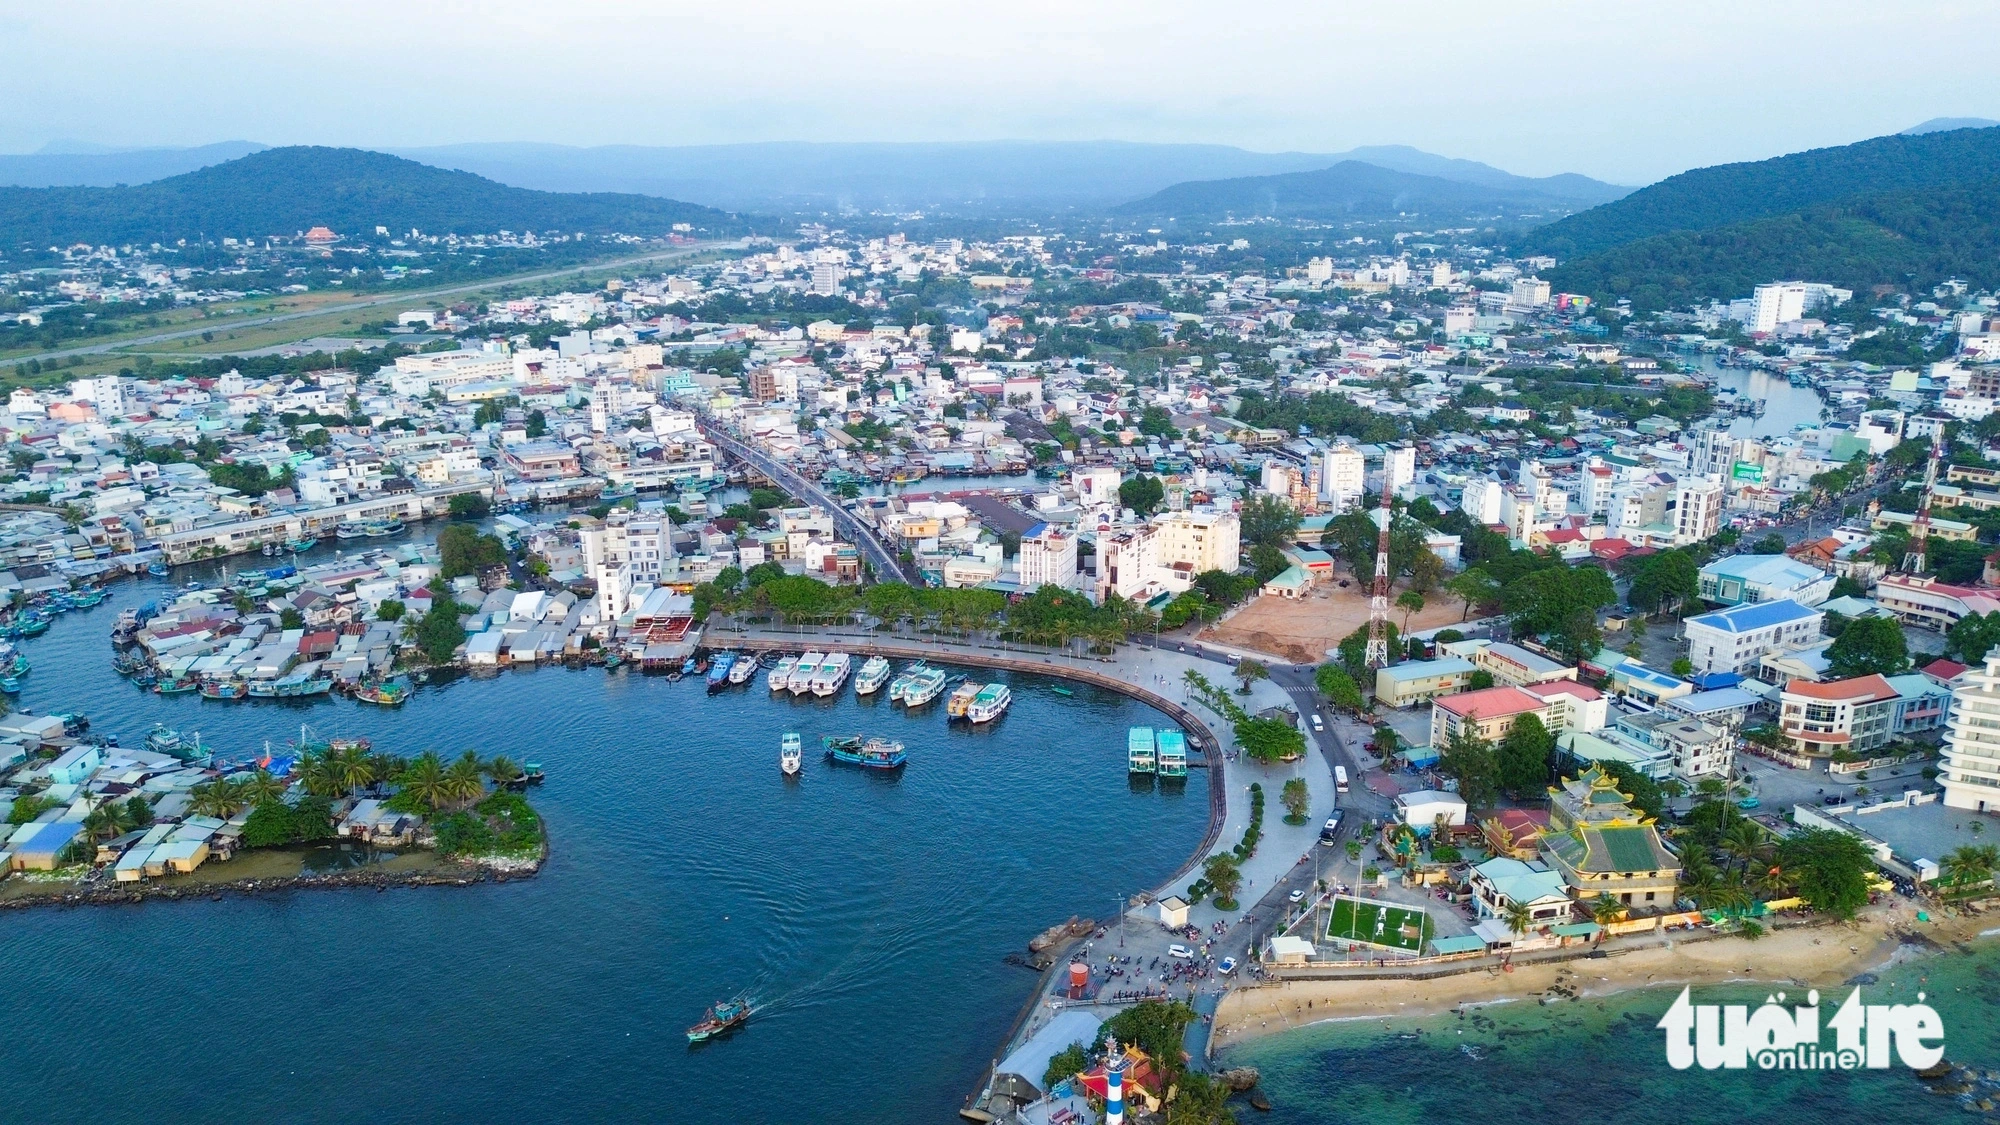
[1783,674,1898,703]
[1436,685,1546,721]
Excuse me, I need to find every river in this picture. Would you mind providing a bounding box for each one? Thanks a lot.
[1703,358,1829,439]
[0,568,1208,1124]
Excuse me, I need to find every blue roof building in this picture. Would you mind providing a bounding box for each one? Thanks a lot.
[1697,555,1836,608]
[1683,597,1826,676]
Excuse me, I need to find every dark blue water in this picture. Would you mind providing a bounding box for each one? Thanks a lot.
[0,567,1209,1124]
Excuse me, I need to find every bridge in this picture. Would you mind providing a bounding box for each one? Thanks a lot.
[696,420,919,585]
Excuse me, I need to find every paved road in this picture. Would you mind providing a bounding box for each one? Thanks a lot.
[698,421,918,584]
[7,241,735,366]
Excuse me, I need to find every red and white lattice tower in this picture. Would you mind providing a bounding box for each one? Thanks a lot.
[1364,489,1393,668]
[1902,428,1944,576]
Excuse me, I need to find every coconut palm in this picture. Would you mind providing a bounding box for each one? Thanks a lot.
[1721,820,1769,873]
[1705,872,1754,913]
[397,752,451,812]
[298,752,345,798]
[1589,894,1625,926]
[1503,900,1534,938]
[237,768,287,806]
[83,799,132,841]
[485,755,525,789]
[188,778,247,820]
[333,746,377,796]
[444,751,487,807]
[1943,844,2000,887]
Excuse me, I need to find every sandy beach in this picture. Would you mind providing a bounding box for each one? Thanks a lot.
[1212,900,2000,1048]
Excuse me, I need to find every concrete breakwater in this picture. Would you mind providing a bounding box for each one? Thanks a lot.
[0,854,543,912]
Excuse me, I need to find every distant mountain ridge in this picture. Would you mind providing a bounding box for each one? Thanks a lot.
[1520,125,2000,258]
[1110,159,1621,222]
[0,147,744,247]
[0,141,267,188]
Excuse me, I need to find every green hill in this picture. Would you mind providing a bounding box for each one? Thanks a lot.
[1113,160,1598,221]
[1522,125,2000,258]
[0,146,747,247]
[1545,176,2000,310]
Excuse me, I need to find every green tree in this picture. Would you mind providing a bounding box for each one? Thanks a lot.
[1748,533,1789,554]
[1203,853,1243,910]
[1118,475,1165,515]
[438,523,507,581]
[1947,610,2000,664]
[1825,614,1909,678]
[1315,663,1364,711]
[1776,828,1877,919]
[376,599,406,621]
[1626,549,1701,617]
[1440,729,1500,809]
[1233,658,1269,694]
[1395,590,1425,631]
[413,597,467,663]
[396,752,451,812]
[1496,713,1555,797]
[1281,777,1310,825]
[447,492,491,517]
[1236,716,1306,762]
[1942,843,2000,887]
[1240,494,1302,548]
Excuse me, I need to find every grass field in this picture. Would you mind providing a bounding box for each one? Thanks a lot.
[1325,895,1434,953]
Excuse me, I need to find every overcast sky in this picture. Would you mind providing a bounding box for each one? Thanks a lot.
[2,0,1995,184]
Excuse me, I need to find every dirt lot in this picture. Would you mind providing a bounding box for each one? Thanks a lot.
[1199,575,1470,663]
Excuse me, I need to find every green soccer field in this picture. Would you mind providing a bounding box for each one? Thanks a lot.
[1326,896,1434,953]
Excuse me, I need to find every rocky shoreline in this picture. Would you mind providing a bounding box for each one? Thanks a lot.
[0,854,543,912]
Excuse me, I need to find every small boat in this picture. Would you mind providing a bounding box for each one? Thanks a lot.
[353,679,410,706]
[707,652,736,692]
[273,672,334,697]
[1051,685,1074,697]
[147,562,171,577]
[681,655,700,677]
[810,652,853,697]
[728,655,757,685]
[852,655,893,696]
[363,518,405,537]
[781,732,802,776]
[248,679,280,698]
[285,536,319,552]
[70,588,107,608]
[766,655,798,693]
[0,676,22,694]
[199,678,249,701]
[111,652,144,676]
[967,683,1012,724]
[522,761,546,785]
[131,670,158,689]
[823,734,908,770]
[262,542,280,557]
[155,673,200,695]
[52,712,88,735]
[886,661,924,703]
[945,681,982,719]
[6,653,28,677]
[903,666,948,708]
[603,650,626,671]
[686,997,752,1043]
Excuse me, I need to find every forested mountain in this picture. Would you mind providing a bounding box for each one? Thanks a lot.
[0,146,745,247]
[1112,160,1599,221]
[1521,125,2000,258]
[1545,176,2000,310]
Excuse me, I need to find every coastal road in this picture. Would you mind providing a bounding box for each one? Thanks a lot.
[698,421,919,585]
[6,241,736,367]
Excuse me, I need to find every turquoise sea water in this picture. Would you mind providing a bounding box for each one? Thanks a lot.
[1220,936,2000,1123]
[0,564,1210,1124]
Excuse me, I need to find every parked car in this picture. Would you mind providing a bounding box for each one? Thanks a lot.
[1737,796,1761,810]
[1823,793,1847,806]
[1168,944,1195,960]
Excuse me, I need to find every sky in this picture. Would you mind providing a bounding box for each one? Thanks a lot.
[2,0,1997,184]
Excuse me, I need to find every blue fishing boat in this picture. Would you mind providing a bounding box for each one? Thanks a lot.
[822,734,908,770]
[147,562,170,577]
[0,676,22,694]
[686,997,752,1043]
[706,652,736,693]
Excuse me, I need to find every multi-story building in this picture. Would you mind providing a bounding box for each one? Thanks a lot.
[1612,710,1734,780]
[1778,675,1900,758]
[1539,765,1681,910]
[1674,474,1724,545]
[1943,655,2000,811]
[1429,681,1605,746]
[1093,526,1157,605]
[1319,443,1365,510]
[1698,554,1836,607]
[1472,641,1577,688]
[1015,522,1077,590]
[1151,509,1240,577]
[1681,598,1825,676]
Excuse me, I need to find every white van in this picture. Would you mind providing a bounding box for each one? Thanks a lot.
[1311,713,1324,733]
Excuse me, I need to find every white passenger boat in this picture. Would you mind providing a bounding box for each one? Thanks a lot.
[902,666,948,707]
[766,655,798,693]
[781,732,802,777]
[810,652,853,697]
[729,656,758,685]
[853,656,893,696]
[789,652,825,695]
[967,683,1012,724]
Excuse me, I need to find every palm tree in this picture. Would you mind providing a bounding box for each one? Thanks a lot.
[398,752,450,812]
[1706,872,1754,913]
[1943,844,2000,887]
[333,746,377,796]
[485,755,525,789]
[83,799,132,841]
[1678,853,1721,907]
[444,751,487,807]
[1589,894,1625,926]
[188,778,247,820]
[1503,900,1534,939]
[1720,820,1768,874]
[238,768,287,806]
[298,752,345,798]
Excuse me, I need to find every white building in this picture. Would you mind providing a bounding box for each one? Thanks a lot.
[1320,443,1366,510]
[1681,598,1825,676]
[1094,526,1158,604]
[1943,655,2000,812]
[1152,509,1241,577]
[1510,277,1551,308]
[1016,522,1078,590]
[1674,475,1725,545]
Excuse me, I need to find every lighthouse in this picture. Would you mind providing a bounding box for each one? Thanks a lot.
[1104,1036,1126,1125]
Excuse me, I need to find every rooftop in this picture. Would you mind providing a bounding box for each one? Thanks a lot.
[1685,597,1822,634]
[1435,685,1547,721]
[1783,673,1899,704]
[1700,554,1825,587]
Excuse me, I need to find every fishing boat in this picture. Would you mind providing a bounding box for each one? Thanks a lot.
[111,608,141,644]
[353,679,411,706]
[945,681,983,719]
[199,678,249,701]
[1156,730,1189,778]
[262,542,281,557]
[285,535,319,552]
[111,651,144,676]
[155,673,200,695]
[522,761,546,785]
[706,652,737,693]
[0,676,21,694]
[5,653,27,678]
[363,518,405,537]
[966,683,1012,724]
[71,588,107,608]
[248,679,280,698]
[810,652,853,697]
[852,655,893,696]
[686,997,752,1043]
[147,562,171,577]
[766,655,798,693]
[1128,726,1157,775]
[823,734,908,770]
[273,672,334,697]
[788,652,825,695]
[334,522,367,540]
[728,654,758,685]
[903,666,949,708]
[780,732,803,776]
